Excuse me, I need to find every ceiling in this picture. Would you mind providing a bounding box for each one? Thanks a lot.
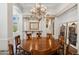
[14,3,76,16]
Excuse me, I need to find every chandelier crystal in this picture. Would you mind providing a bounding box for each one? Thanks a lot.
[30,3,47,21]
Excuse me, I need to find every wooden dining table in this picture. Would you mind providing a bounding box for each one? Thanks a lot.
[21,37,60,55]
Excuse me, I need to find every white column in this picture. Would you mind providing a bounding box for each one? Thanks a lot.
[0,3,13,51]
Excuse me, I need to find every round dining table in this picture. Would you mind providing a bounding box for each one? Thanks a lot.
[21,37,60,55]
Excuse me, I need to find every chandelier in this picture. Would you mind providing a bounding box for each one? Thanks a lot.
[30,3,47,21]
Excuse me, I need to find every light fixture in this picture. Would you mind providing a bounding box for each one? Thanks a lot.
[30,3,47,21]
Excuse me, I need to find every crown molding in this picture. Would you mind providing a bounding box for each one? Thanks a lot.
[55,4,77,17]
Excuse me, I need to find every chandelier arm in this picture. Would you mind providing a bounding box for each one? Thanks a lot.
[30,3,47,21]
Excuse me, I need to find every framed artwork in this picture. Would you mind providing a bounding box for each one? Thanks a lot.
[30,22,39,31]
[68,22,77,46]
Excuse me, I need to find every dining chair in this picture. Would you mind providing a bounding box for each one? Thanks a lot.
[27,33,32,40]
[36,32,42,39]
[15,35,32,55]
[57,36,64,55]
[15,35,23,54]
[8,44,14,55]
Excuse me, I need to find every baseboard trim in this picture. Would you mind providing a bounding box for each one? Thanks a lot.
[0,50,8,52]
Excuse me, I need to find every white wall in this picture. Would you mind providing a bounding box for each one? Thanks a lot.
[40,17,47,37]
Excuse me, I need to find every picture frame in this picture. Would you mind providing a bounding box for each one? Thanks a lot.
[30,22,39,31]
